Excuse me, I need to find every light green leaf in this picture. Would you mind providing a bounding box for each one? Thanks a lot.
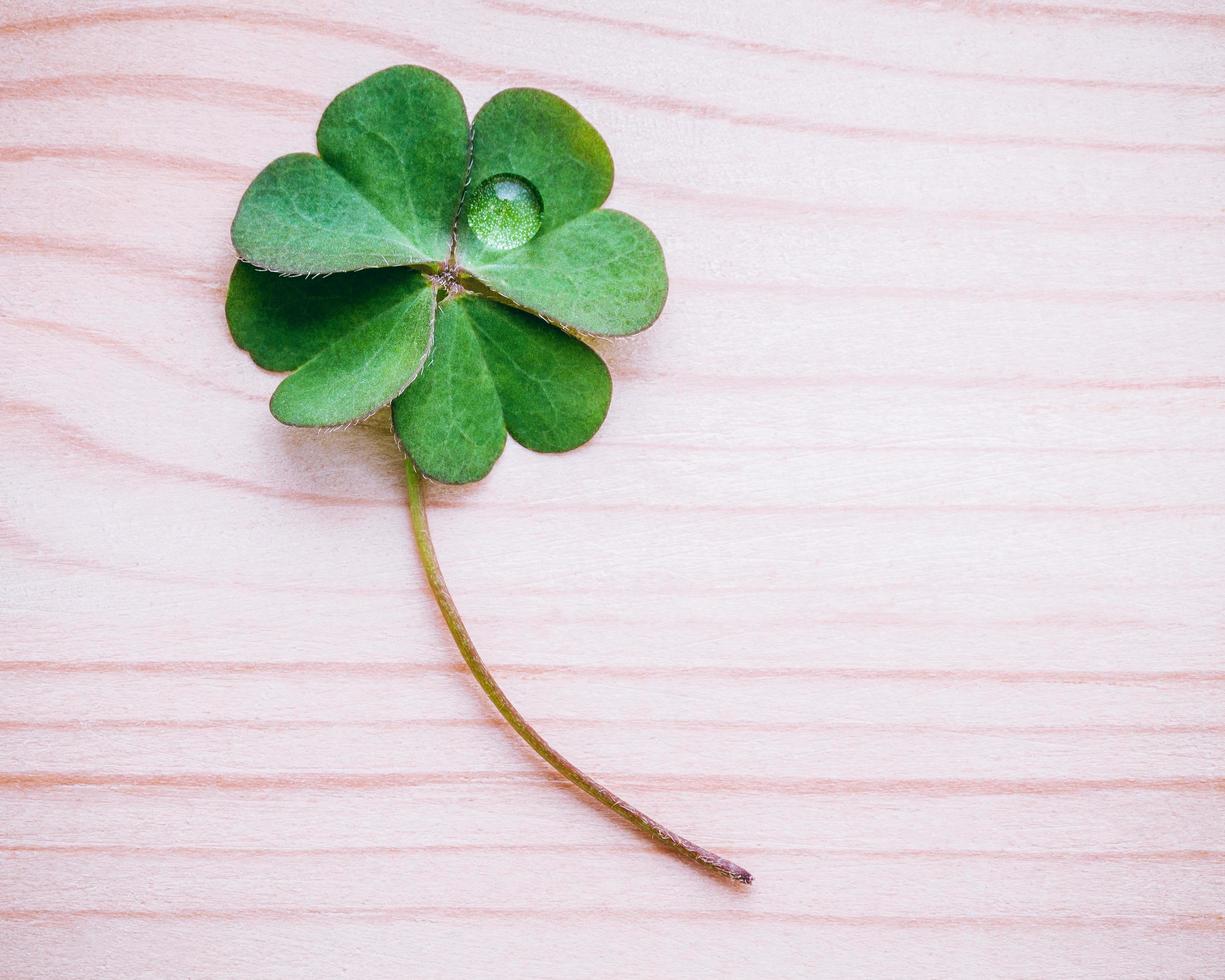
[457,88,612,265]
[231,66,470,274]
[226,262,426,372]
[269,275,436,427]
[318,65,469,261]
[392,298,506,484]
[466,297,610,453]
[468,210,667,336]
[231,154,425,274]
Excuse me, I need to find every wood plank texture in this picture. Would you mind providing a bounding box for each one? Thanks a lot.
[2,0,1223,976]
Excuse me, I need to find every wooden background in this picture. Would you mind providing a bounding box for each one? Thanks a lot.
[3,1,1224,976]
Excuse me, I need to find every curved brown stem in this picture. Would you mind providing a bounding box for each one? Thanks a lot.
[404,461,752,884]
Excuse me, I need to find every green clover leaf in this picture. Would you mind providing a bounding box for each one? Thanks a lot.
[225,67,749,885]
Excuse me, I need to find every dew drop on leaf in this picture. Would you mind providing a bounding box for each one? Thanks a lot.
[466,173,543,250]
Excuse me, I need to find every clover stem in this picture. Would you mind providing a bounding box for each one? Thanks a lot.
[404,461,753,885]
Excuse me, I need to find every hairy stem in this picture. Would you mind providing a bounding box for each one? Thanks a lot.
[404,461,752,884]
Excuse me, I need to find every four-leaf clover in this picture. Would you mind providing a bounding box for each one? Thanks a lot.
[227,65,666,484]
[225,66,749,884]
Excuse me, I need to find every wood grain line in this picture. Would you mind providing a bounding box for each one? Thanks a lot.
[4,772,1222,795]
[487,0,1225,94]
[884,0,1225,32]
[3,55,1222,156]
[7,537,1223,603]
[0,72,321,115]
[10,227,1224,305]
[10,144,1225,230]
[3,719,1222,735]
[1,402,377,508]
[603,441,1225,456]
[623,177,1225,229]
[0,144,250,181]
[5,408,1225,518]
[6,318,262,402]
[6,844,1222,861]
[0,233,217,290]
[679,278,1225,306]
[623,371,1225,391]
[9,229,1225,307]
[3,661,1222,684]
[0,908,1220,929]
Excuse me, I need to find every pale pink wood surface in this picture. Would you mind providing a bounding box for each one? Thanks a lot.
[3,1,1224,976]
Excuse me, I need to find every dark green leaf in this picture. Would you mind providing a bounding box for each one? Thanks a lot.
[392,298,506,484]
[226,262,426,372]
[468,210,667,336]
[466,297,610,453]
[269,275,436,427]
[318,66,469,262]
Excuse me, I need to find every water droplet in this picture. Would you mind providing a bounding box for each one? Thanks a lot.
[466,173,543,250]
